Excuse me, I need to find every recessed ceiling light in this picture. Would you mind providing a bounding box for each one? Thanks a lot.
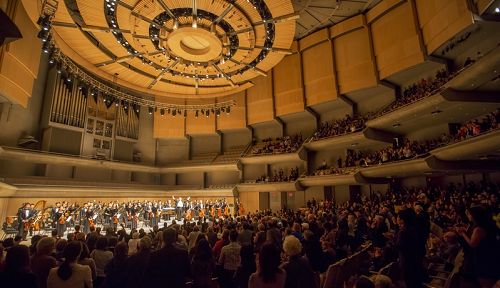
[495,7,500,13]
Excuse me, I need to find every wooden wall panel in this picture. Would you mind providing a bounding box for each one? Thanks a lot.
[186,100,216,134]
[0,0,41,107]
[273,53,304,116]
[302,41,338,106]
[334,24,378,94]
[153,112,185,138]
[298,29,329,51]
[217,91,247,131]
[247,75,274,125]
[370,1,425,79]
[474,0,494,14]
[416,0,473,54]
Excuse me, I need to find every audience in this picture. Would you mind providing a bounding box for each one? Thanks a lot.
[31,237,57,288]
[219,230,241,288]
[47,241,92,288]
[249,134,303,156]
[249,243,286,288]
[90,237,113,287]
[256,167,300,183]
[191,238,215,288]
[311,109,500,176]
[281,235,317,288]
[145,228,190,288]
[313,114,367,140]
[0,245,37,288]
[0,179,498,288]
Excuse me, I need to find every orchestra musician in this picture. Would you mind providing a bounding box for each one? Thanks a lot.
[17,203,31,240]
[103,203,112,228]
[174,196,184,220]
[56,207,66,237]
[51,202,61,228]
[111,203,119,232]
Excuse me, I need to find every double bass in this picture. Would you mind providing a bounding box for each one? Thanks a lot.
[239,203,245,215]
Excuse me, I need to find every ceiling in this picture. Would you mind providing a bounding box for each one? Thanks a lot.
[292,0,381,39]
[33,0,296,98]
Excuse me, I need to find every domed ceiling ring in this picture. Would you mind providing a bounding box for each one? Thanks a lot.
[37,0,297,97]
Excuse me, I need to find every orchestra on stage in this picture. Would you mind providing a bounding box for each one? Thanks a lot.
[4,197,245,239]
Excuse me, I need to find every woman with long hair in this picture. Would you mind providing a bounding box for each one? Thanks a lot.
[234,245,256,288]
[458,205,499,288]
[0,245,37,288]
[191,238,216,288]
[248,243,286,288]
[47,241,92,288]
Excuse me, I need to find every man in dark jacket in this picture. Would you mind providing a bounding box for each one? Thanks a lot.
[145,228,190,288]
[126,236,152,288]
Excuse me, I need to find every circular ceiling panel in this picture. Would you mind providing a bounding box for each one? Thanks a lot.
[44,0,296,98]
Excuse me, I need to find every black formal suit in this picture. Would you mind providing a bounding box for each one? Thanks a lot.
[145,244,190,288]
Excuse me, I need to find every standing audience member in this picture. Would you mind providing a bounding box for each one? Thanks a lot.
[234,245,257,288]
[219,230,242,288]
[125,236,152,288]
[90,236,113,287]
[249,243,286,288]
[281,236,317,288]
[458,206,500,288]
[396,209,421,288]
[128,232,140,255]
[104,242,128,288]
[145,228,190,288]
[78,242,97,281]
[47,241,92,288]
[0,245,38,288]
[191,238,216,288]
[31,237,57,288]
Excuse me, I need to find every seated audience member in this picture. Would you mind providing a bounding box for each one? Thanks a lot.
[281,235,317,288]
[47,241,92,288]
[191,238,215,288]
[145,228,190,288]
[104,242,128,288]
[31,237,57,288]
[249,243,286,288]
[0,245,37,288]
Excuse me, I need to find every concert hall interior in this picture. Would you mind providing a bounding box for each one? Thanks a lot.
[0,0,500,287]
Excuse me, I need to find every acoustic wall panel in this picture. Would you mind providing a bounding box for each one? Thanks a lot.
[369,1,425,79]
[153,111,185,138]
[0,1,41,107]
[332,16,378,94]
[415,0,473,54]
[273,52,304,116]
[302,41,338,106]
[217,91,247,131]
[247,75,274,125]
[186,100,216,134]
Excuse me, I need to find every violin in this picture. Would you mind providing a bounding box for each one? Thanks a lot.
[59,213,67,225]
